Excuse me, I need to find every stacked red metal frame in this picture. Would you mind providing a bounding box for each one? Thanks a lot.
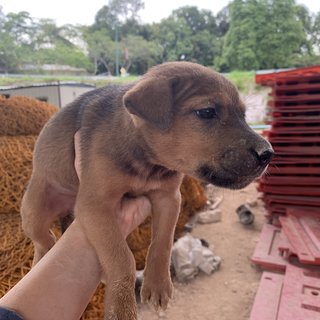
[256,69,320,217]
[250,66,320,320]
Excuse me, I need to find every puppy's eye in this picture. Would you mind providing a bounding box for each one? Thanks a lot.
[195,108,217,119]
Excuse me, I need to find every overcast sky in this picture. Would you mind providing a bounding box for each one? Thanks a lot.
[1,0,320,26]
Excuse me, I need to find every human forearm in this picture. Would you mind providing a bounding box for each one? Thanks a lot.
[0,221,101,320]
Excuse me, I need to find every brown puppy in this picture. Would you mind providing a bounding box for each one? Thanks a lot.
[21,62,273,319]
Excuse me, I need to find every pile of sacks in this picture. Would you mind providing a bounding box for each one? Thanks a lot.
[0,95,207,319]
[0,95,57,297]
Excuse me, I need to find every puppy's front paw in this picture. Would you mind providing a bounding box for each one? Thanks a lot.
[104,274,137,320]
[105,303,137,320]
[104,311,118,320]
[141,274,173,310]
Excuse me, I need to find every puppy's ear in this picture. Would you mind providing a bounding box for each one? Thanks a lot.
[123,76,176,130]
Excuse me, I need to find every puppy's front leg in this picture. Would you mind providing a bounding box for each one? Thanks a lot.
[75,184,137,320]
[141,177,182,310]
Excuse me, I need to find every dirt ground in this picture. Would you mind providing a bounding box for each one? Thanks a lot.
[138,182,266,320]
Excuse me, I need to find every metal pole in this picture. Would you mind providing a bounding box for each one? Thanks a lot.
[115,24,119,77]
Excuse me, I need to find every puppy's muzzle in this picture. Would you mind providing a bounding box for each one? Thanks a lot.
[221,142,274,174]
[251,146,274,168]
[197,142,274,190]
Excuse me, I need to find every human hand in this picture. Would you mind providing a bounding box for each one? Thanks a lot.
[74,131,150,238]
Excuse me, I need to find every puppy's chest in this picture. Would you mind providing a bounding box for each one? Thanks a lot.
[126,169,181,198]
[127,177,167,197]
[121,160,179,196]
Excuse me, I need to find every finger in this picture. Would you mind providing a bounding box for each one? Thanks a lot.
[120,196,151,236]
[74,131,81,178]
[122,197,151,220]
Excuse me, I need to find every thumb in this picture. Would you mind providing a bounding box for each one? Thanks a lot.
[119,196,151,237]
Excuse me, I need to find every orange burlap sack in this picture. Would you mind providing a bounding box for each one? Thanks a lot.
[0,136,37,214]
[0,213,33,296]
[0,95,57,136]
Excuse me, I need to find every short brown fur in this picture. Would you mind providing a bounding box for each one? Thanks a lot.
[21,62,273,319]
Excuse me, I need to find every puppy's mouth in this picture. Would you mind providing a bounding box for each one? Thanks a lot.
[196,165,264,190]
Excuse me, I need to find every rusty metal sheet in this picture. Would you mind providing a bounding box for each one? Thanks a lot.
[278,265,320,320]
[267,165,320,175]
[261,176,320,186]
[259,184,320,196]
[251,224,287,271]
[250,265,320,320]
[249,272,284,320]
[279,209,320,264]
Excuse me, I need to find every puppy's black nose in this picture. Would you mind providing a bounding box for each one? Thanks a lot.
[254,148,274,166]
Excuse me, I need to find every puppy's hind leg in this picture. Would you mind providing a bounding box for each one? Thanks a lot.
[21,177,75,266]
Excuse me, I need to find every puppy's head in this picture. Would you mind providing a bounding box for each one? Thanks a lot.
[123,62,273,189]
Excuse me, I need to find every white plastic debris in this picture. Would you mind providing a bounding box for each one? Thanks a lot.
[196,195,223,224]
[246,199,258,208]
[171,234,221,282]
[209,196,223,210]
[197,209,222,224]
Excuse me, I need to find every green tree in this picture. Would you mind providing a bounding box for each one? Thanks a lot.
[172,6,220,65]
[93,0,144,31]
[295,4,313,53]
[150,16,193,62]
[91,0,145,74]
[0,11,91,73]
[216,5,231,37]
[150,6,220,65]
[33,19,78,48]
[108,0,144,22]
[4,11,36,45]
[120,35,161,74]
[34,42,92,70]
[311,11,320,50]
[0,6,5,27]
[84,28,116,74]
[2,11,37,71]
[220,0,306,71]
[93,5,118,31]
[172,6,217,35]
[218,0,260,71]
[0,32,18,72]
[0,7,17,72]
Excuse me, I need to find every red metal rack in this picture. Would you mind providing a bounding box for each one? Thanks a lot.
[251,66,320,320]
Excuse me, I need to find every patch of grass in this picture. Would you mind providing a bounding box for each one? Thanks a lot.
[93,75,138,87]
[1,71,264,94]
[225,71,256,94]
[0,75,139,88]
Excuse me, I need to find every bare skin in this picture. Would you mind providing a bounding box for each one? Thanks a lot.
[0,133,151,320]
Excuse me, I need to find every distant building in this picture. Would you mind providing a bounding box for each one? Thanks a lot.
[0,82,95,108]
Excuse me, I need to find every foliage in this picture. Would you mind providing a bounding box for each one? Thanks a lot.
[108,0,144,22]
[0,32,18,72]
[148,6,222,65]
[220,0,308,71]
[120,35,162,74]
[1,0,320,75]
[83,28,116,74]
[311,11,320,49]
[224,70,255,93]
[0,10,92,73]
